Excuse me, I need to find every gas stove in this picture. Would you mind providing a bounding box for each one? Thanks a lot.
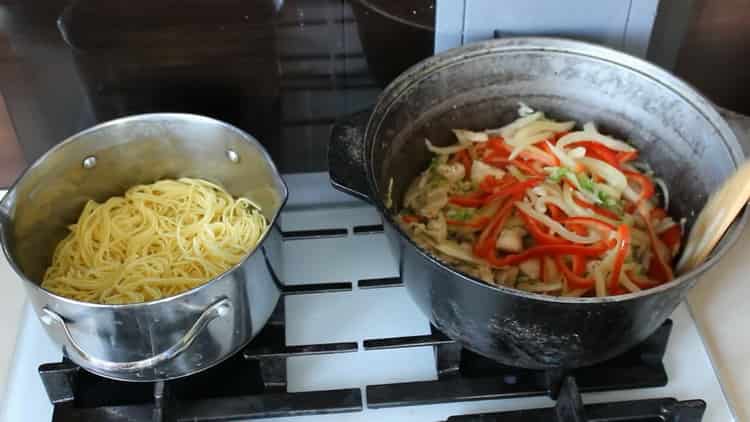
[1,173,735,421]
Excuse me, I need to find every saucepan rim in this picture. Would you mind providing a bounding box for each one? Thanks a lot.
[0,112,289,309]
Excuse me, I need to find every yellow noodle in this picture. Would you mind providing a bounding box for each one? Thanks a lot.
[41,178,267,304]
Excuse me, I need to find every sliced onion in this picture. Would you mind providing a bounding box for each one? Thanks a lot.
[485,112,543,138]
[620,273,642,293]
[557,130,635,152]
[525,145,557,163]
[518,102,535,116]
[578,157,627,194]
[654,177,669,209]
[547,141,578,169]
[515,201,600,244]
[629,161,654,175]
[531,183,578,216]
[512,120,575,142]
[506,165,527,180]
[508,131,553,159]
[471,160,505,185]
[655,218,677,234]
[593,249,616,296]
[452,129,488,143]
[568,146,586,159]
[425,138,469,155]
[583,122,598,133]
[593,266,607,297]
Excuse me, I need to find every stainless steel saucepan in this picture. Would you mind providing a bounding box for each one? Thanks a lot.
[0,113,287,381]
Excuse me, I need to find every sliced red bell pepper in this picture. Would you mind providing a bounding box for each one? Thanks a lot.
[650,207,667,220]
[562,216,616,233]
[555,255,595,288]
[608,224,631,291]
[659,224,681,249]
[486,136,557,166]
[617,150,638,164]
[643,211,674,283]
[455,149,473,180]
[647,255,670,282]
[486,177,542,203]
[486,242,610,267]
[484,155,544,177]
[624,170,655,208]
[572,255,587,275]
[582,142,620,169]
[572,195,620,221]
[548,203,565,221]
[479,174,516,193]
[486,136,510,156]
[474,199,516,258]
[552,131,570,143]
[448,192,489,207]
[517,210,571,245]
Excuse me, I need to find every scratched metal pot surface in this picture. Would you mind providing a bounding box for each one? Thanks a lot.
[329,38,746,369]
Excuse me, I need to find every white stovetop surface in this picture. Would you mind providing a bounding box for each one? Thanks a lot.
[1,154,750,421]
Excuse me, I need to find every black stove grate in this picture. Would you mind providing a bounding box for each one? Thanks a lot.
[36,225,703,422]
[445,377,706,422]
[363,308,672,408]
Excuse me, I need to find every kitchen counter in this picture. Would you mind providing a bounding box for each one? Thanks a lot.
[1,110,750,420]
[0,190,26,412]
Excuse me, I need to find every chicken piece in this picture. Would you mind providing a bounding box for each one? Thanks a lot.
[495,267,519,286]
[496,227,526,253]
[471,160,506,185]
[477,265,494,283]
[542,256,560,282]
[419,185,449,218]
[519,259,541,280]
[436,163,466,182]
[424,214,447,243]
[403,172,429,210]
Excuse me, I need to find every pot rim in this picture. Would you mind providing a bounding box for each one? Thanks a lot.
[367,37,747,304]
[0,112,289,309]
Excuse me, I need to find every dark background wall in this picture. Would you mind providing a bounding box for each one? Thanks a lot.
[673,0,750,115]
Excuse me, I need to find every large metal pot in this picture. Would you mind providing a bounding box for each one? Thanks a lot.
[329,38,746,369]
[0,113,287,381]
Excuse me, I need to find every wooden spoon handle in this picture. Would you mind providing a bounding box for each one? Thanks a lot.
[676,162,750,274]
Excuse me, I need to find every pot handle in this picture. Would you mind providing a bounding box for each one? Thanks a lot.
[40,297,232,372]
[328,109,374,202]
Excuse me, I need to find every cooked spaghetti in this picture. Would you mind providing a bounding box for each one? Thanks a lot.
[398,105,682,297]
[41,178,267,304]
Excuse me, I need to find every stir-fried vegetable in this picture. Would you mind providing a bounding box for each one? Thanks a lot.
[398,105,682,297]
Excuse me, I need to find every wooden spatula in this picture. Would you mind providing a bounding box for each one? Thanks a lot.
[677,162,750,275]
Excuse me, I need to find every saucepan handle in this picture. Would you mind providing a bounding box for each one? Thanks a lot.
[40,297,232,372]
[328,109,374,203]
